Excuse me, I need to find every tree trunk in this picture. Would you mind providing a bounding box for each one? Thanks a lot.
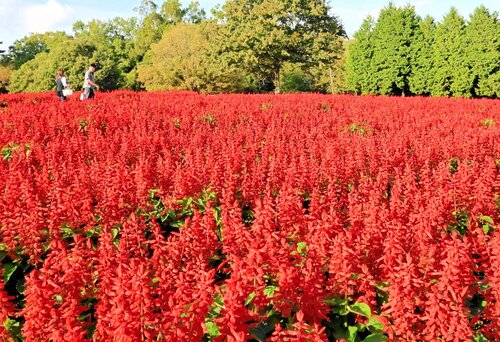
[329,67,334,94]
[274,69,280,94]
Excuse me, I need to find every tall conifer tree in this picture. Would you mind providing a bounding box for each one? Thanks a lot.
[370,3,419,95]
[465,6,500,97]
[431,8,471,97]
[345,17,375,94]
[409,15,436,95]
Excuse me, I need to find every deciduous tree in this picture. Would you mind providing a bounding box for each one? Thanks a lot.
[137,23,244,93]
[0,65,12,93]
[216,0,344,93]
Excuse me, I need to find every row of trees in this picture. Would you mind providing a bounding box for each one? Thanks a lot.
[346,4,500,98]
[0,0,345,94]
[0,1,498,97]
[0,1,206,93]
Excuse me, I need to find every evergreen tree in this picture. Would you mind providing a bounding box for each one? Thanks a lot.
[465,6,500,97]
[409,15,436,95]
[431,8,471,97]
[345,17,375,94]
[370,3,419,95]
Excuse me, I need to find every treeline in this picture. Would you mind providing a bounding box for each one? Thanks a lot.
[0,1,499,97]
[0,0,344,94]
[345,4,500,98]
[0,1,209,93]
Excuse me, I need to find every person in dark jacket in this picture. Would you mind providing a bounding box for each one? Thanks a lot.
[55,69,69,101]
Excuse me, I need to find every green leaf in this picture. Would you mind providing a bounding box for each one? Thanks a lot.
[297,241,308,255]
[348,302,372,317]
[170,219,185,228]
[324,296,348,307]
[339,307,349,315]
[479,216,494,224]
[77,311,92,322]
[60,224,76,239]
[245,292,256,306]
[367,317,384,333]
[329,319,348,340]
[249,314,282,342]
[3,263,18,284]
[182,197,193,211]
[347,325,359,342]
[249,326,268,342]
[363,333,388,342]
[478,215,495,234]
[207,292,224,318]
[474,333,488,342]
[16,277,26,295]
[214,293,224,307]
[195,198,205,208]
[205,321,220,337]
[263,285,279,298]
[483,118,496,128]
[111,227,120,240]
[53,294,63,305]
[3,317,22,340]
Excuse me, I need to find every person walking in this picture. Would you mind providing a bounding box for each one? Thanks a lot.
[81,63,99,100]
[55,69,69,101]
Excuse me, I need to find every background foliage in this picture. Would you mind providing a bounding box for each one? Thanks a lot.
[0,1,499,97]
[345,4,500,98]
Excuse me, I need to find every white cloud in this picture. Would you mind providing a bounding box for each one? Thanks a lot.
[0,0,24,48]
[0,0,18,23]
[21,0,75,34]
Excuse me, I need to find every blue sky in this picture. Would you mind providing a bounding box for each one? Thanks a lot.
[1,0,499,49]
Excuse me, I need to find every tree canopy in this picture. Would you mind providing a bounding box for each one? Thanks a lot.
[0,1,498,98]
[408,15,436,95]
[345,17,375,94]
[465,6,500,97]
[369,3,419,95]
[214,0,345,93]
[345,4,500,98]
[7,18,138,93]
[137,22,244,93]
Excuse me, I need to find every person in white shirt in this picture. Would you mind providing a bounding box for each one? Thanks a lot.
[81,63,100,100]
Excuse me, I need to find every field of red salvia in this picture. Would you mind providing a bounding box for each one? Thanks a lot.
[0,91,499,341]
